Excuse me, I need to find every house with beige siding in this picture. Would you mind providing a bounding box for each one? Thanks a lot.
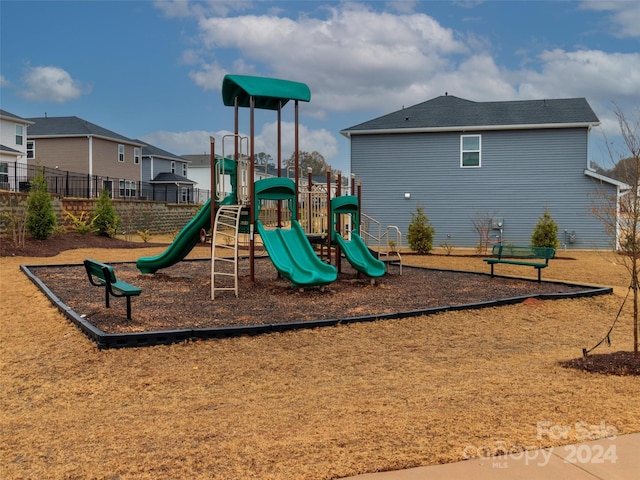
[26,116,144,199]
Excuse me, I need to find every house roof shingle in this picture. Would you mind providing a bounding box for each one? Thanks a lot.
[135,140,189,163]
[0,109,33,124]
[26,116,141,145]
[341,96,600,135]
[150,172,195,184]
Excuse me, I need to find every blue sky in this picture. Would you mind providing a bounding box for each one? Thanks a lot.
[1,0,639,174]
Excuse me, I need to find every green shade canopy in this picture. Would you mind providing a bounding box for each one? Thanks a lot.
[221,74,311,110]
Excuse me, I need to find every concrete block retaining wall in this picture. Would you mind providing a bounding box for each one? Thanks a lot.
[0,191,201,236]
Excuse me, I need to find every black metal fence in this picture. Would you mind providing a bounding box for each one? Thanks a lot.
[0,161,210,203]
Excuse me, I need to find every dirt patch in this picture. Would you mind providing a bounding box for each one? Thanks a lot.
[560,351,640,375]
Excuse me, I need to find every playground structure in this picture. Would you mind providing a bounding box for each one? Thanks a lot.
[137,74,401,296]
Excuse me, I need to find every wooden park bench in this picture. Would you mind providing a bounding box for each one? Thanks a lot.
[483,245,555,282]
[84,259,142,319]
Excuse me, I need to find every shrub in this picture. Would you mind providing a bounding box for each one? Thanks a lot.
[531,209,559,248]
[137,229,152,243]
[93,189,120,237]
[407,205,435,254]
[64,210,97,234]
[26,169,56,240]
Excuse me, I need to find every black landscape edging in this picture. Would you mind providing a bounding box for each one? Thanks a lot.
[21,262,613,350]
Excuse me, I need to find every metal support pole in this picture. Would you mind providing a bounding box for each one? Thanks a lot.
[294,100,300,220]
[249,96,255,283]
[210,136,216,244]
[326,168,332,264]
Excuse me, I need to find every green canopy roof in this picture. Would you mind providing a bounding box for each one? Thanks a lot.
[221,74,311,110]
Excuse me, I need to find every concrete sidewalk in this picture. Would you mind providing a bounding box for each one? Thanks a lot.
[341,433,639,479]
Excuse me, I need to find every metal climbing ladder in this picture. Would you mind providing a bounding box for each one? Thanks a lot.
[211,205,244,299]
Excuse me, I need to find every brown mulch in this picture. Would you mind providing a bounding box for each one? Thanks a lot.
[29,258,587,333]
[560,351,640,375]
[0,231,166,258]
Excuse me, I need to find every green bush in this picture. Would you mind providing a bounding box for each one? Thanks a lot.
[531,209,559,248]
[93,189,120,237]
[407,205,435,254]
[64,210,97,234]
[26,169,56,240]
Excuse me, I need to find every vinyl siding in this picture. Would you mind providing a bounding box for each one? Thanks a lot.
[352,128,617,249]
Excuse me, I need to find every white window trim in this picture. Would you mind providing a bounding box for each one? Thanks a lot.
[171,161,176,174]
[134,147,140,165]
[15,124,24,146]
[460,134,481,168]
[182,163,187,176]
[118,144,125,162]
[27,140,35,159]
[119,179,136,197]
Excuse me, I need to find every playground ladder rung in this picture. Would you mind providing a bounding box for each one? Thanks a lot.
[212,204,244,300]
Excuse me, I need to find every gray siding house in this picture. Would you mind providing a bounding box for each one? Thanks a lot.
[138,141,196,203]
[341,95,623,250]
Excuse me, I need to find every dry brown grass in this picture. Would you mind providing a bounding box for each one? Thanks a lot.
[1,246,639,480]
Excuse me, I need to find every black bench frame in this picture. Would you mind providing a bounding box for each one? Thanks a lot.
[84,259,142,319]
[483,245,555,282]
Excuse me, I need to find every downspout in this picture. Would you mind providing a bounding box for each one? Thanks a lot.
[88,135,93,196]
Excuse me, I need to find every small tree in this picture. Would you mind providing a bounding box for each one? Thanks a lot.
[592,103,640,357]
[93,188,120,237]
[407,205,435,254]
[26,168,56,240]
[531,209,559,248]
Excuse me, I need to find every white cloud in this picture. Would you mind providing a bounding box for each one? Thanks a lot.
[155,0,252,18]
[0,75,9,87]
[189,4,467,112]
[141,121,338,164]
[580,1,640,38]
[20,66,88,103]
[516,49,640,100]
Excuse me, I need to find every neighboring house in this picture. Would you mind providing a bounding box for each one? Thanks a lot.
[182,153,280,204]
[137,141,196,203]
[341,95,624,249]
[182,153,217,203]
[26,116,144,199]
[0,109,33,191]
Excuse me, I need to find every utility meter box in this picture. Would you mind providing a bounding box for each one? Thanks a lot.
[491,217,504,230]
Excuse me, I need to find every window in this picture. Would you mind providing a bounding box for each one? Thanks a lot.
[119,180,136,197]
[171,161,176,174]
[118,144,125,162]
[0,162,8,183]
[181,187,189,203]
[182,163,187,177]
[27,141,35,159]
[461,135,481,168]
[134,147,140,165]
[15,125,23,145]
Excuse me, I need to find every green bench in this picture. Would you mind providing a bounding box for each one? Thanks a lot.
[84,259,142,319]
[483,245,555,282]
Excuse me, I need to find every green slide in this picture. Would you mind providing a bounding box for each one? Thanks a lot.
[136,199,213,274]
[330,195,386,278]
[253,177,336,288]
[334,231,386,278]
[256,219,337,288]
